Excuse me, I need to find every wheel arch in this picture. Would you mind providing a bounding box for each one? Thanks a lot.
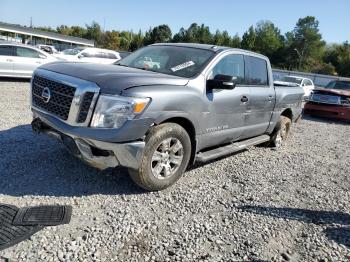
[280,108,293,120]
[270,108,293,138]
[157,117,197,165]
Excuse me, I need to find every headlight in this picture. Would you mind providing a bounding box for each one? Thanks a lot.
[341,97,350,106]
[91,95,150,128]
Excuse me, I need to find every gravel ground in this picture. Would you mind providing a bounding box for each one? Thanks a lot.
[0,80,349,262]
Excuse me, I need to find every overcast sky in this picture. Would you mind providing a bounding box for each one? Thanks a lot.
[1,0,349,43]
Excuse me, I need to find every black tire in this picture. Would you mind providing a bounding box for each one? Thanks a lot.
[269,115,292,148]
[128,123,191,191]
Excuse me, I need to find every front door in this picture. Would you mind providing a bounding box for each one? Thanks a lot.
[200,54,250,149]
[13,46,46,77]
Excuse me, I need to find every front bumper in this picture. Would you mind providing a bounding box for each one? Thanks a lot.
[32,111,145,170]
[304,102,350,120]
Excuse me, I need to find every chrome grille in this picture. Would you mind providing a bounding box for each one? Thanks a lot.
[32,75,75,120]
[31,69,100,126]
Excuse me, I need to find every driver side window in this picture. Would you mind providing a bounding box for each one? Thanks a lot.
[209,54,244,84]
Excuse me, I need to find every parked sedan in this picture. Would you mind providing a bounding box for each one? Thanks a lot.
[54,47,121,64]
[304,80,350,121]
[0,43,57,78]
[36,44,59,54]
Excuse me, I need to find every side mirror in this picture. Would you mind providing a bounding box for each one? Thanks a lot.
[77,54,84,59]
[38,54,47,59]
[207,74,237,90]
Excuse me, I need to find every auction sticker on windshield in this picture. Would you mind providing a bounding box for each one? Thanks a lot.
[171,61,195,72]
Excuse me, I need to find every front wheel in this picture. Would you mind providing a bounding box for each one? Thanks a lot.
[128,123,191,191]
[270,116,292,148]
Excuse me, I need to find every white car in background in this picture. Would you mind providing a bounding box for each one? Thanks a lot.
[54,47,121,64]
[141,56,161,69]
[0,43,57,78]
[274,76,315,99]
[36,44,59,54]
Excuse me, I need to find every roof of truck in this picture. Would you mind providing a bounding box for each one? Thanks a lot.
[150,42,269,59]
[151,42,229,51]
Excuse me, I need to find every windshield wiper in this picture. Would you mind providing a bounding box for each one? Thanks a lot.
[115,63,129,67]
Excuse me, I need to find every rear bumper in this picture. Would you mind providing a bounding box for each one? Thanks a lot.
[32,111,145,170]
[304,102,350,120]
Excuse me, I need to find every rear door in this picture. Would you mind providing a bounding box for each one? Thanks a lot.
[13,46,47,77]
[241,55,275,139]
[0,45,15,76]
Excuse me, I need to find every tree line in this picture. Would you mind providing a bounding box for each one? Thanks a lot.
[36,16,350,77]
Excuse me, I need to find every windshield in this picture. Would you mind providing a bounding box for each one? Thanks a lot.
[62,48,81,55]
[325,80,350,90]
[280,76,302,85]
[116,45,215,78]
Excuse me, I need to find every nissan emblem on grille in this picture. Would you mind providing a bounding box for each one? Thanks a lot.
[41,87,51,103]
[31,73,99,124]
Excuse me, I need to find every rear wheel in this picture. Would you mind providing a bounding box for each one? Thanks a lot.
[270,116,292,148]
[128,123,191,191]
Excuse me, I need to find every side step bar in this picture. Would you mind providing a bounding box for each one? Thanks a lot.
[196,135,270,162]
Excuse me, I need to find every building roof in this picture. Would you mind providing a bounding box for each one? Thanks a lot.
[0,22,94,46]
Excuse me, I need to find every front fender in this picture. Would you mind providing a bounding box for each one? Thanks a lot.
[123,85,206,135]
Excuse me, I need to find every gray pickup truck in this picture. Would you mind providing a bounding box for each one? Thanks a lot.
[30,43,303,191]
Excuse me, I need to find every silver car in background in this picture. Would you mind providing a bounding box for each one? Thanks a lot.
[0,43,57,78]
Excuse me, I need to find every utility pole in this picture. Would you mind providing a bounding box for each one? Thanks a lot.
[30,17,32,28]
[294,39,307,71]
[293,48,302,70]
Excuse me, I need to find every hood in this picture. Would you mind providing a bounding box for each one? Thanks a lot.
[314,88,350,97]
[40,62,189,94]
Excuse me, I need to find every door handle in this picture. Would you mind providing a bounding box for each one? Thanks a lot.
[241,96,249,103]
[6,59,13,62]
[268,95,273,102]
[36,61,42,64]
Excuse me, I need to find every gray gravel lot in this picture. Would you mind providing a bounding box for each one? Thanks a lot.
[0,80,349,262]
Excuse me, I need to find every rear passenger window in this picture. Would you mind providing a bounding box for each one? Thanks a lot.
[107,53,117,59]
[97,52,106,58]
[0,46,13,56]
[15,47,42,58]
[82,51,98,58]
[210,54,245,84]
[244,56,268,86]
